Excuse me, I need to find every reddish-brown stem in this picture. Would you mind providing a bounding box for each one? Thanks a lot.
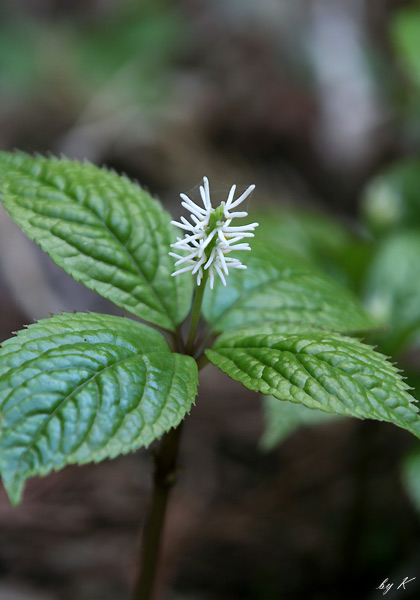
[132,423,184,600]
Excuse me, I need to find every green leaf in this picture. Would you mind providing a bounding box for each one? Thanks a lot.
[363,231,420,350]
[202,245,373,333]
[391,8,420,90]
[0,312,198,504]
[0,151,192,331]
[362,160,420,234]
[401,447,420,517]
[254,208,372,292]
[261,395,340,451]
[206,323,420,439]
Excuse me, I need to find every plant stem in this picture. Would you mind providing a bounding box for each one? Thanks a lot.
[185,271,209,355]
[132,423,184,600]
[133,274,209,599]
[196,353,210,371]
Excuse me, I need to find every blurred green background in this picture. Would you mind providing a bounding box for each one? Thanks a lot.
[2,1,420,599]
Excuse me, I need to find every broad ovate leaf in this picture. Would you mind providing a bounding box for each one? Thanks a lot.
[0,312,198,504]
[0,151,192,331]
[206,323,420,439]
[202,245,373,333]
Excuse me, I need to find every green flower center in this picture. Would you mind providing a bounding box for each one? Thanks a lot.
[207,204,225,233]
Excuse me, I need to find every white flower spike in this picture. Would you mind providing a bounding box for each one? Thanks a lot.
[170,177,258,289]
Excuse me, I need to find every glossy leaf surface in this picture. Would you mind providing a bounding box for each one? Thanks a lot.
[206,323,420,439]
[0,151,192,331]
[202,246,373,333]
[0,313,198,504]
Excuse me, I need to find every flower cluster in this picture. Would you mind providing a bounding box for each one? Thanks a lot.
[170,177,258,289]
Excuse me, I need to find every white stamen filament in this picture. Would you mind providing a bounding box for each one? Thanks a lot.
[170,177,258,288]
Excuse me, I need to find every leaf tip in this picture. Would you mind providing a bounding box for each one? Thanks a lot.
[2,472,24,507]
